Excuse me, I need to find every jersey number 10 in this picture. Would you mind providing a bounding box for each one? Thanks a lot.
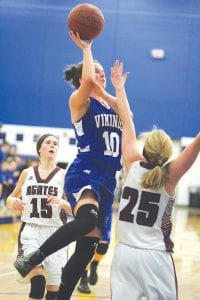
[103,131,120,157]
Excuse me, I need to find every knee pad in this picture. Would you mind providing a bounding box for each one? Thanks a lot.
[45,290,58,300]
[29,275,46,299]
[96,242,109,255]
[76,204,98,232]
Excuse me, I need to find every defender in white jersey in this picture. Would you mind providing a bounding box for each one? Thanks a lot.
[7,134,71,300]
[109,61,200,300]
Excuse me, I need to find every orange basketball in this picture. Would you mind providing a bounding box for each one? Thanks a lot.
[68,3,104,40]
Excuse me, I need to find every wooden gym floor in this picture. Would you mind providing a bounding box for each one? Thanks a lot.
[0,205,200,300]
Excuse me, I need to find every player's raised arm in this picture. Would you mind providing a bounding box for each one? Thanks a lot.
[68,32,95,117]
[111,60,142,172]
[166,133,200,193]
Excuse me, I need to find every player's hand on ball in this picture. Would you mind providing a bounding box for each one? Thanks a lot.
[69,30,92,49]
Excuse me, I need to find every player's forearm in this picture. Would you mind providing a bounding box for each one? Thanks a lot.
[116,87,132,124]
[82,48,95,80]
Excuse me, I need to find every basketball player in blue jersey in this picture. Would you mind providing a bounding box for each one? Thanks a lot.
[7,134,71,300]
[109,61,200,300]
[14,32,124,299]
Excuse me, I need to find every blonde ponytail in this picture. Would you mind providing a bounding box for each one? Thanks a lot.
[141,166,167,190]
[141,129,173,190]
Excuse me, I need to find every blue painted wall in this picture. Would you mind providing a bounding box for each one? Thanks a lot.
[0,0,200,138]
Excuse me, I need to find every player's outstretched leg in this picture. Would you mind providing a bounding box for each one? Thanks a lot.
[14,249,45,277]
[14,204,99,278]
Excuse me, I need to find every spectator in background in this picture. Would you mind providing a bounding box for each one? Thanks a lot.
[7,144,17,158]
[0,141,10,162]
[0,165,2,201]
[0,159,10,205]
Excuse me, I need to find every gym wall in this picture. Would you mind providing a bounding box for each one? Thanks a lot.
[0,0,200,138]
[0,1,199,206]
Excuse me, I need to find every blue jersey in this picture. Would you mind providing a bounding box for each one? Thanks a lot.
[73,97,122,173]
[64,98,122,237]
